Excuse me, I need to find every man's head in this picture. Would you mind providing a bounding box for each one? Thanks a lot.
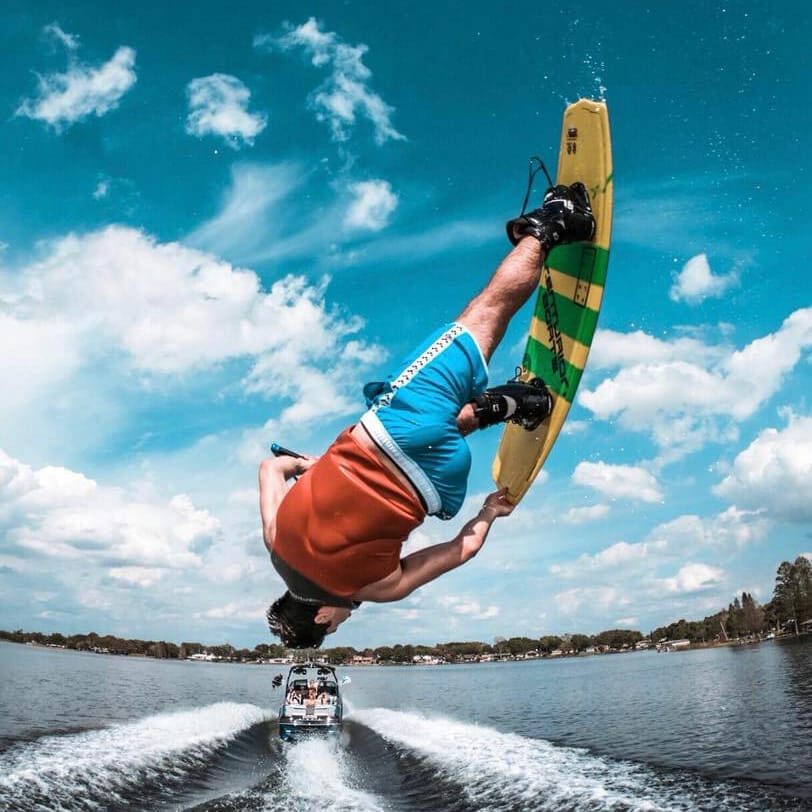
[266,591,351,649]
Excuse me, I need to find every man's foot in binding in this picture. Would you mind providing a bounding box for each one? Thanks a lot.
[507,182,595,251]
[473,372,552,432]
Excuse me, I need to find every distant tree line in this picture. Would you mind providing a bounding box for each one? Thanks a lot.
[320,629,644,664]
[0,627,643,664]
[0,630,289,662]
[3,556,808,663]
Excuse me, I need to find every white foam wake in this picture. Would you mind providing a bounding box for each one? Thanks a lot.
[354,708,669,812]
[0,701,270,808]
[261,736,384,812]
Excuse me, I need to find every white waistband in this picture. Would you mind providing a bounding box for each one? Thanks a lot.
[359,410,442,516]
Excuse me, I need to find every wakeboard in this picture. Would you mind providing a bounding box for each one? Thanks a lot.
[493,99,613,503]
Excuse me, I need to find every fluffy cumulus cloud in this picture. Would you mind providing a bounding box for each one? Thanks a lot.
[0,449,218,570]
[17,25,136,130]
[108,567,168,588]
[258,17,405,144]
[659,562,725,594]
[550,539,669,579]
[186,74,267,148]
[546,505,765,625]
[439,594,500,620]
[344,180,398,231]
[714,413,812,521]
[669,253,738,304]
[0,445,288,637]
[648,506,769,552]
[554,586,629,615]
[581,307,812,459]
[199,601,266,621]
[0,225,379,431]
[572,461,663,503]
[562,503,610,524]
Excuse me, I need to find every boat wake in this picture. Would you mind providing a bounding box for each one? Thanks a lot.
[1,703,804,811]
[0,701,272,811]
[343,707,803,812]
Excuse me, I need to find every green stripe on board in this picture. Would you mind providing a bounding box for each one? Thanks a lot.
[523,336,584,402]
[547,243,610,288]
[533,286,600,348]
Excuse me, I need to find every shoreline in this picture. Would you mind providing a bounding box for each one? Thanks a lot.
[5,632,807,667]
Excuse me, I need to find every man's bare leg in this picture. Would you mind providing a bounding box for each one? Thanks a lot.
[456,237,545,363]
[452,237,547,436]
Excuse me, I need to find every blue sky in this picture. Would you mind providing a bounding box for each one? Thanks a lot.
[0,1,809,648]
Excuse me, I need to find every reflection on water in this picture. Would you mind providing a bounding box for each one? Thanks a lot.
[0,639,809,811]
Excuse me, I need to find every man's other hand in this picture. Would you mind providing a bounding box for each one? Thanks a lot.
[480,488,516,520]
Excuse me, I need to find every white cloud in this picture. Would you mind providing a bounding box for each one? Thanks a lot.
[572,461,663,503]
[0,313,82,419]
[0,222,385,472]
[546,505,766,624]
[562,507,764,578]
[92,179,109,199]
[580,307,812,459]
[669,253,738,304]
[0,449,218,569]
[344,180,398,231]
[550,539,668,580]
[561,420,590,435]
[188,163,405,267]
[17,36,136,130]
[43,22,79,51]
[614,616,638,626]
[588,328,723,370]
[200,601,266,621]
[186,74,267,148]
[648,506,769,551]
[1,226,379,424]
[562,504,610,524]
[187,162,306,262]
[714,413,812,521]
[260,17,405,144]
[108,566,167,588]
[660,562,725,594]
[391,607,421,621]
[439,595,499,620]
[554,586,628,615]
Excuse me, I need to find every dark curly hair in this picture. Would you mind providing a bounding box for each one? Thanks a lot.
[266,591,328,649]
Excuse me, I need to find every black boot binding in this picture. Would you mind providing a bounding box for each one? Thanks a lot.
[506,158,596,251]
[473,371,553,432]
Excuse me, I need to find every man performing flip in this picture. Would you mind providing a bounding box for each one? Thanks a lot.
[260,181,595,648]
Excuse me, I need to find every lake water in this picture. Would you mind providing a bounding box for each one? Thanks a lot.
[0,638,809,811]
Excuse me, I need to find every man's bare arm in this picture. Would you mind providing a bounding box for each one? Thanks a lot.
[355,489,514,602]
[259,455,316,552]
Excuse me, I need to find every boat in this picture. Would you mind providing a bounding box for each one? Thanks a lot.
[278,662,345,741]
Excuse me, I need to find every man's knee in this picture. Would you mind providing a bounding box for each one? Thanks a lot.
[457,309,497,362]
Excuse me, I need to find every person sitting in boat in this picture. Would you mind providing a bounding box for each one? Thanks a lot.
[286,687,303,705]
[261,181,595,649]
[304,685,318,711]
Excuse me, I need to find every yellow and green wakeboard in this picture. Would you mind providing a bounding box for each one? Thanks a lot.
[493,99,613,504]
